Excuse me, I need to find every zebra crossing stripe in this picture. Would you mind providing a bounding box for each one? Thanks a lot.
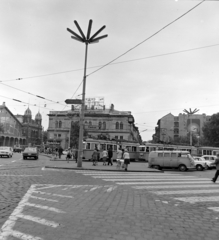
[208,207,219,212]
[117,181,211,185]
[174,196,219,203]
[132,184,219,189]
[152,189,219,195]
[102,178,209,181]
[92,175,195,178]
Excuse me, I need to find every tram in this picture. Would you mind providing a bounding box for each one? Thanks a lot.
[82,138,140,161]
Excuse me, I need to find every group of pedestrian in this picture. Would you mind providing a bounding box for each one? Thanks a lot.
[92,146,130,171]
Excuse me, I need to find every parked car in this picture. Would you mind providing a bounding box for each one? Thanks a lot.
[192,157,207,171]
[202,155,217,168]
[23,147,39,160]
[0,146,13,158]
[193,156,213,170]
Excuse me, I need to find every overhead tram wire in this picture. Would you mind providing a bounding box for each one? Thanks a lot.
[1,41,218,85]
[0,82,68,107]
[86,0,206,78]
[0,94,56,111]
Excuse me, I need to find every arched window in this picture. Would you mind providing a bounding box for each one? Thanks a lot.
[98,122,102,130]
[116,122,119,129]
[89,121,92,126]
[55,121,58,129]
[103,122,106,130]
[59,121,62,128]
[120,122,123,130]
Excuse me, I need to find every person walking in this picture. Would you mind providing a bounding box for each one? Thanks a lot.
[107,147,113,166]
[102,149,108,166]
[211,153,219,183]
[66,148,72,163]
[92,147,98,166]
[123,148,130,171]
[58,146,63,159]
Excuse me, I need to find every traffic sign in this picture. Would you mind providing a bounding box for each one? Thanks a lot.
[65,99,82,105]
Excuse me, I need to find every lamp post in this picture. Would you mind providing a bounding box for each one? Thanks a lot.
[67,20,108,167]
[183,108,199,146]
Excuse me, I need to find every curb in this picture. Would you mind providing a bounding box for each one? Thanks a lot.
[44,166,164,173]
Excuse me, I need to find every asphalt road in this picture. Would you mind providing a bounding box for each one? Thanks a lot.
[0,154,219,240]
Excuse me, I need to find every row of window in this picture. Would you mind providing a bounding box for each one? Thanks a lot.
[54,120,124,130]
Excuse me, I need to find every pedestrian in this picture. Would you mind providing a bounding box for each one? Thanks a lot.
[55,147,58,158]
[58,146,63,159]
[92,147,98,166]
[116,146,123,169]
[66,148,72,163]
[123,148,130,171]
[102,149,108,166]
[107,147,113,166]
[74,149,78,163]
[211,153,219,183]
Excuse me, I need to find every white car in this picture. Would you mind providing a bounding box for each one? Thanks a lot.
[192,156,207,171]
[193,156,214,170]
[0,146,13,158]
[201,155,216,169]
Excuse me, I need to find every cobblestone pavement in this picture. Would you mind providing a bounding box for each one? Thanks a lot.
[0,155,219,240]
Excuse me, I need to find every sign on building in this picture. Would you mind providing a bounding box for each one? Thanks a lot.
[85,97,104,110]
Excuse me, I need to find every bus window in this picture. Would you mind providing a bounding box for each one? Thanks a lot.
[86,143,91,150]
[158,153,163,157]
[164,153,170,157]
[171,153,177,157]
[203,150,207,155]
[126,146,131,152]
[100,144,106,150]
[139,146,145,152]
[107,144,113,150]
[132,146,137,152]
[113,145,117,151]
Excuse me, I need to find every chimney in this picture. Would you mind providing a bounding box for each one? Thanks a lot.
[2,102,5,106]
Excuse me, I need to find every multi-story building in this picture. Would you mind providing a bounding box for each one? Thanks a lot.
[15,107,43,146]
[153,112,211,143]
[0,102,26,146]
[47,104,141,149]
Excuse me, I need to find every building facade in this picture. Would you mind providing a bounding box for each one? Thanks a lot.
[47,104,141,149]
[15,107,43,146]
[0,102,26,146]
[153,112,211,143]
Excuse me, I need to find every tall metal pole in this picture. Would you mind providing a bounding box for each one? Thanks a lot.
[190,115,192,146]
[77,43,88,167]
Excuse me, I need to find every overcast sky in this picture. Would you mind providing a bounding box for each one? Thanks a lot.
[0,0,219,141]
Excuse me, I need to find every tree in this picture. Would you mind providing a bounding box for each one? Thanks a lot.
[0,123,4,133]
[202,113,219,147]
[69,121,88,148]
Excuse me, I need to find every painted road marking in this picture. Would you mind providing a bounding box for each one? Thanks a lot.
[175,196,219,203]
[33,190,74,198]
[24,202,65,213]
[30,195,58,202]
[0,175,42,177]
[208,207,219,212]
[152,189,219,195]
[92,175,195,178]
[102,178,209,181]
[117,181,211,185]
[132,184,219,189]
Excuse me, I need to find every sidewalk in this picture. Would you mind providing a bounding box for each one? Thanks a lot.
[42,154,163,172]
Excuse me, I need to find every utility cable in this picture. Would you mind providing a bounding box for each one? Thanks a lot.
[86,0,206,77]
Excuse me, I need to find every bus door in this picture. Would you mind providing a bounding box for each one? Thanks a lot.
[163,152,171,167]
[170,152,178,167]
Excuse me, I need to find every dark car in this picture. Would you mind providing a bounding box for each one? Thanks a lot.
[13,147,22,153]
[23,147,39,160]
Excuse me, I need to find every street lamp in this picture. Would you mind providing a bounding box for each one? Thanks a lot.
[67,20,108,167]
[183,108,199,146]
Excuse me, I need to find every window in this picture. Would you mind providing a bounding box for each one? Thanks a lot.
[132,146,137,152]
[86,143,91,150]
[103,122,106,130]
[58,134,61,138]
[120,136,123,140]
[164,153,170,157]
[158,153,163,157]
[98,122,102,130]
[116,122,119,129]
[89,121,92,125]
[171,153,177,157]
[59,121,62,128]
[115,136,118,139]
[120,122,123,129]
[55,121,58,128]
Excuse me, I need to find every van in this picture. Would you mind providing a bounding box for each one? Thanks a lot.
[148,150,196,171]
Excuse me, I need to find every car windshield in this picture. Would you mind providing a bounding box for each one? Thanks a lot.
[0,147,9,150]
[24,148,37,152]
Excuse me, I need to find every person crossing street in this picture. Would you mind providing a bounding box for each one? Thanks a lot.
[211,153,219,183]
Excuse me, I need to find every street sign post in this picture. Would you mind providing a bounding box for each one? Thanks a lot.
[65,99,82,105]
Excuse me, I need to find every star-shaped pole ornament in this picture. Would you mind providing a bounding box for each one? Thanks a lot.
[183,108,199,146]
[67,20,108,44]
[183,108,199,115]
[66,20,108,168]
